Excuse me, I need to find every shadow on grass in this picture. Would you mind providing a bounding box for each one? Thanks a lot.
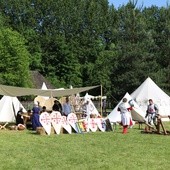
[26,129,39,135]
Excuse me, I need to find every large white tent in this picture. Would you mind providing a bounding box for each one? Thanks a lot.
[107,92,145,123]
[0,96,26,123]
[84,93,100,116]
[130,77,170,120]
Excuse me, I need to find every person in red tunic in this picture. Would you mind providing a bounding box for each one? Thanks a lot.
[117,98,133,134]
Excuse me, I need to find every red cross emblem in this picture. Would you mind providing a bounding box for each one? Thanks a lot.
[67,114,77,124]
[40,113,51,125]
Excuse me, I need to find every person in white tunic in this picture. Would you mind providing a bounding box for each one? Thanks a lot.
[83,98,95,118]
[117,98,133,134]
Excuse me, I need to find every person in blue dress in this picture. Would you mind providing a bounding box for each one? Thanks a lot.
[31,101,42,130]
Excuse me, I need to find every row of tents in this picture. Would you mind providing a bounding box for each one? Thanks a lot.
[0,83,100,123]
[0,83,99,123]
[0,77,169,123]
[108,77,170,122]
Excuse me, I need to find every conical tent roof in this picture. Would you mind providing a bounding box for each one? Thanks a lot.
[131,77,170,119]
[40,82,49,100]
[41,82,48,90]
[34,82,49,106]
[107,92,145,123]
[84,93,100,116]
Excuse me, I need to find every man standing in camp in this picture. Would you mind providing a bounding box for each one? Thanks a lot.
[62,97,72,117]
[83,98,95,118]
[117,98,133,134]
[145,99,159,127]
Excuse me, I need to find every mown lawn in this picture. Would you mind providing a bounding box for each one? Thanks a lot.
[0,122,170,170]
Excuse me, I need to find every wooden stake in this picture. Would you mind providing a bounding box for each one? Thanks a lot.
[159,118,167,135]
[100,85,103,117]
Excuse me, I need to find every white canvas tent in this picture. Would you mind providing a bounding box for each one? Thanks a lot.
[34,82,49,106]
[107,92,145,123]
[0,96,26,123]
[84,93,100,116]
[79,93,107,100]
[40,82,49,100]
[131,77,170,120]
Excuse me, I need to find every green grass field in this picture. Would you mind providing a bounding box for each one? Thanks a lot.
[0,123,170,170]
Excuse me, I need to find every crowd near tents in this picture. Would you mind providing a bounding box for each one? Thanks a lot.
[0,77,169,134]
[0,84,99,123]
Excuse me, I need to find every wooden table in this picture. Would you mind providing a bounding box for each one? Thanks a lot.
[22,113,32,126]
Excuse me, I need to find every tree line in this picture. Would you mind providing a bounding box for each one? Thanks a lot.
[0,0,169,103]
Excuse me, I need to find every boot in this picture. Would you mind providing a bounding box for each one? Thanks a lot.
[122,126,128,134]
[122,126,125,134]
[125,126,128,133]
[122,126,126,134]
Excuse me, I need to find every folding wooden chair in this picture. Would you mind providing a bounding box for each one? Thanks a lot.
[0,122,8,130]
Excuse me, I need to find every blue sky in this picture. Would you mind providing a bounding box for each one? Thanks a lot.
[108,0,170,8]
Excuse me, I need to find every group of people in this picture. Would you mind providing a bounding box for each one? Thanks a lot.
[16,95,100,130]
[117,98,159,134]
[31,97,73,130]
[52,97,72,116]
[15,102,46,130]
[32,96,160,134]
[15,97,72,130]
[16,94,160,133]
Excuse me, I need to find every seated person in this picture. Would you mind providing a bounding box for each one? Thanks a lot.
[27,109,32,117]
[16,107,24,125]
[23,110,32,127]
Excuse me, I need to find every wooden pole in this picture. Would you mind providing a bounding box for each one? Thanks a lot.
[100,85,103,117]
[159,118,167,135]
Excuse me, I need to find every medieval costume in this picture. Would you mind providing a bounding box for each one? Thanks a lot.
[117,98,133,134]
[145,99,159,126]
[31,102,42,130]
[16,107,24,125]
[52,100,62,113]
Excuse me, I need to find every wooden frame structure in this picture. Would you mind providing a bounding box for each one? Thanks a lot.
[143,115,170,135]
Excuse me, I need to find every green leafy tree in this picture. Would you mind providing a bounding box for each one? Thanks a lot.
[0,28,31,87]
[142,6,170,94]
[112,2,160,97]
